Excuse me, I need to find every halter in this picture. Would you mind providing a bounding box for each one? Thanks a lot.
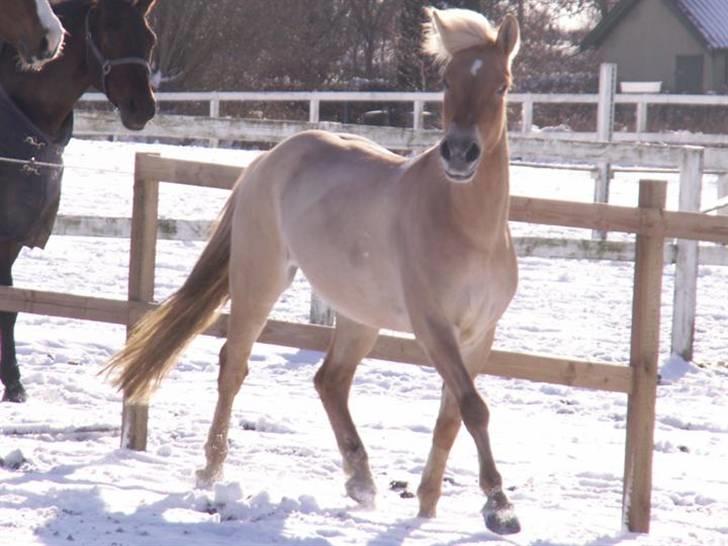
[85,9,151,96]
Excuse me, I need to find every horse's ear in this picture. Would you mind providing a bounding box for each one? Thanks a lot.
[430,9,446,39]
[496,14,520,62]
[134,0,159,15]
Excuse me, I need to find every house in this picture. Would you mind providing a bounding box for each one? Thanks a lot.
[582,0,728,93]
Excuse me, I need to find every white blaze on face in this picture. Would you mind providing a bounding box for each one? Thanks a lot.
[470,59,483,77]
[35,0,64,56]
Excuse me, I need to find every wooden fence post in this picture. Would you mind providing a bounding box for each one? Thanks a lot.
[121,152,160,451]
[413,99,424,130]
[309,292,335,326]
[208,93,221,147]
[717,173,728,217]
[592,161,613,241]
[623,179,666,533]
[672,147,704,361]
[521,96,533,135]
[309,95,321,124]
[594,63,617,240]
[597,63,617,142]
[636,101,648,136]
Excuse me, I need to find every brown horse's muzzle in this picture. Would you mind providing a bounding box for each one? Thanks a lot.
[118,89,156,131]
[439,125,481,183]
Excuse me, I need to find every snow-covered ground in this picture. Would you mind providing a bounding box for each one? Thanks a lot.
[1,139,726,546]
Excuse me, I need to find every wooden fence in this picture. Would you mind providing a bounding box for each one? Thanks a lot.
[59,133,726,362]
[2,152,728,533]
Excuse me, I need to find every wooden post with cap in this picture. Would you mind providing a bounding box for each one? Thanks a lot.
[121,152,160,451]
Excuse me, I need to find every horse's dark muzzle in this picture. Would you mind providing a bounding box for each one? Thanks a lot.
[120,98,156,131]
[440,126,481,183]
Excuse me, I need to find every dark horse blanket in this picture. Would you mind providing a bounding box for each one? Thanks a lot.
[0,83,73,249]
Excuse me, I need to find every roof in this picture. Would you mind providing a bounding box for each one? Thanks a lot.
[673,0,728,49]
[582,0,728,51]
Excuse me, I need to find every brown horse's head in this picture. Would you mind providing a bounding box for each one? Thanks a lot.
[2,0,65,68]
[424,8,520,183]
[87,0,158,130]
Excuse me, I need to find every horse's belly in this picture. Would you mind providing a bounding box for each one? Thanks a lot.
[293,247,412,332]
[283,215,410,331]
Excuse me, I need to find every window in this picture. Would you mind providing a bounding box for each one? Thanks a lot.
[675,55,704,93]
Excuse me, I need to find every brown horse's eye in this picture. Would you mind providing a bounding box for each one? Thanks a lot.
[443,79,450,91]
[497,84,509,96]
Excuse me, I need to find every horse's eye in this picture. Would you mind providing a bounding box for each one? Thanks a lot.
[443,79,450,91]
[497,84,509,96]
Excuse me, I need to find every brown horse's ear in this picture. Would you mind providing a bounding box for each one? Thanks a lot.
[496,14,520,61]
[134,0,159,15]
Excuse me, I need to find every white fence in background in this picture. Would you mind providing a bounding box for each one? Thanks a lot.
[79,88,728,144]
[69,64,728,362]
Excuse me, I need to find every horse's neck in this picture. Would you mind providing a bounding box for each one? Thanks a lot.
[448,136,511,246]
[0,12,91,139]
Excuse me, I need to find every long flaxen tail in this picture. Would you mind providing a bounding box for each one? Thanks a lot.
[103,198,234,403]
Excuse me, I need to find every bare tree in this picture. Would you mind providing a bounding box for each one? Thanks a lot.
[149,0,221,89]
[345,0,399,81]
[395,0,427,90]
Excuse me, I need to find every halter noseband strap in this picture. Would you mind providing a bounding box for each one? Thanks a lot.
[85,9,151,96]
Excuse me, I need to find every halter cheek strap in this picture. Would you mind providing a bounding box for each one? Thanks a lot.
[85,9,151,97]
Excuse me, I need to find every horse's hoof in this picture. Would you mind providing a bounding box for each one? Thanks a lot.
[346,476,376,508]
[195,467,222,489]
[482,504,521,535]
[2,383,27,403]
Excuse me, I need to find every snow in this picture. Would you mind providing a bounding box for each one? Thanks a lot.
[1,139,727,546]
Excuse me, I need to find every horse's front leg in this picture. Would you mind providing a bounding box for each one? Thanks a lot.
[0,243,25,403]
[412,317,519,535]
[417,329,496,518]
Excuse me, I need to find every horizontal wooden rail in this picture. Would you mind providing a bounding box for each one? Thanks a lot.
[133,154,241,189]
[509,138,708,169]
[50,217,728,267]
[509,197,728,244]
[76,114,728,171]
[0,285,632,394]
[79,89,728,107]
[76,112,439,150]
[81,90,445,103]
[132,153,728,244]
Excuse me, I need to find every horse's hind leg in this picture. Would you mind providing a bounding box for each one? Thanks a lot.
[314,314,379,506]
[0,243,25,403]
[417,329,495,518]
[196,221,295,487]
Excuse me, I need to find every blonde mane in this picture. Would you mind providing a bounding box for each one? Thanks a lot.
[422,8,497,64]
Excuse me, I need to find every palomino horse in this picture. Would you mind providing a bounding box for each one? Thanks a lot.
[0,0,158,403]
[0,0,65,68]
[107,8,522,535]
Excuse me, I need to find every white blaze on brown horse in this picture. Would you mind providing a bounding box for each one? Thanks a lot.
[0,0,65,68]
[105,7,522,535]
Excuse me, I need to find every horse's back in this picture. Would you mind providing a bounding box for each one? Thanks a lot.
[243,129,408,233]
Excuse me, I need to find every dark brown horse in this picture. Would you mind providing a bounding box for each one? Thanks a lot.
[0,0,158,403]
[0,0,65,68]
